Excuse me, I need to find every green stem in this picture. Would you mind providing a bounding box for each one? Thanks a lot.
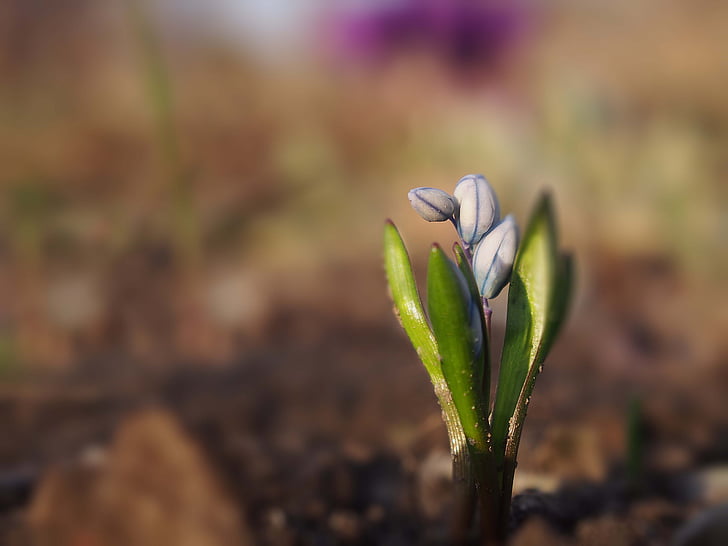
[497,340,545,539]
[435,373,500,543]
[431,358,501,545]
[482,298,493,401]
[477,298,503,545]
[498,379,533,539]
[499,425,519,539]
[472,448,502,545]
[434,380,475,544]
[126,0,200,267]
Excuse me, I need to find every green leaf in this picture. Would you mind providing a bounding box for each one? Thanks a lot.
[453,243,482,313]
[427,244,490,453]
[385,223,479,529]
[541,253,574,359]
[383,221,441,379]
[491,194,560,463]
[453,243,490,407]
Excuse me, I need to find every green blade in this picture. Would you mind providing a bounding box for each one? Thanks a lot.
[385,223,478,527]
[541,252,574,359]
[453,243,490,408]
[383,221,441,378]
[491,194,559,463]
[427,244,490,452]
[453,243,481,304]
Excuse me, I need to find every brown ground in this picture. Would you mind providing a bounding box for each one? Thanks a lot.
[0,251,726,545]
[1,1,727,544]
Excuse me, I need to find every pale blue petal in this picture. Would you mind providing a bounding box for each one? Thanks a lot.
[473,215,519,299]
[453,174,500,245]
[408,187,457,222]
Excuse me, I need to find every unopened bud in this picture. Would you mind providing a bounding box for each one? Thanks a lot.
[472,215,519,299]
[453,174,500,246]
[408,187,457,222]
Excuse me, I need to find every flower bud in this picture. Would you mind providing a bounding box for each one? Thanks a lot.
[453,174,500,245]
[472,215,519,299]
[408,187,457,222]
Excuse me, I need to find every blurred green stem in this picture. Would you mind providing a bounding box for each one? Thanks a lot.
[126,0,200,266]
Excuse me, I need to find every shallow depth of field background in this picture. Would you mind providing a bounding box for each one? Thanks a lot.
[0,1,726,544]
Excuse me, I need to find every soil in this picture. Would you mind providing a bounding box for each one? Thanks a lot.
[0,255,727,545]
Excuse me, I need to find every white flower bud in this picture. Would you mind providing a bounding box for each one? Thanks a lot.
[472,215,519,299]
[453,174,500,245]
[408,187,457,222]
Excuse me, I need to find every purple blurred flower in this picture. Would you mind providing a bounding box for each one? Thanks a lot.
[325,0,529,69]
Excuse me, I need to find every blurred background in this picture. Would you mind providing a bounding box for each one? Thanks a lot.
[0,0,726,544]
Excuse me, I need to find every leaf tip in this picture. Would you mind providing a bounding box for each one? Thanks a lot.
[383,219,400,242]
[535,191,554,216]
[429,243,447,264]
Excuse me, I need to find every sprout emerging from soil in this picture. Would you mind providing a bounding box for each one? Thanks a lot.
[385,175,573,545]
